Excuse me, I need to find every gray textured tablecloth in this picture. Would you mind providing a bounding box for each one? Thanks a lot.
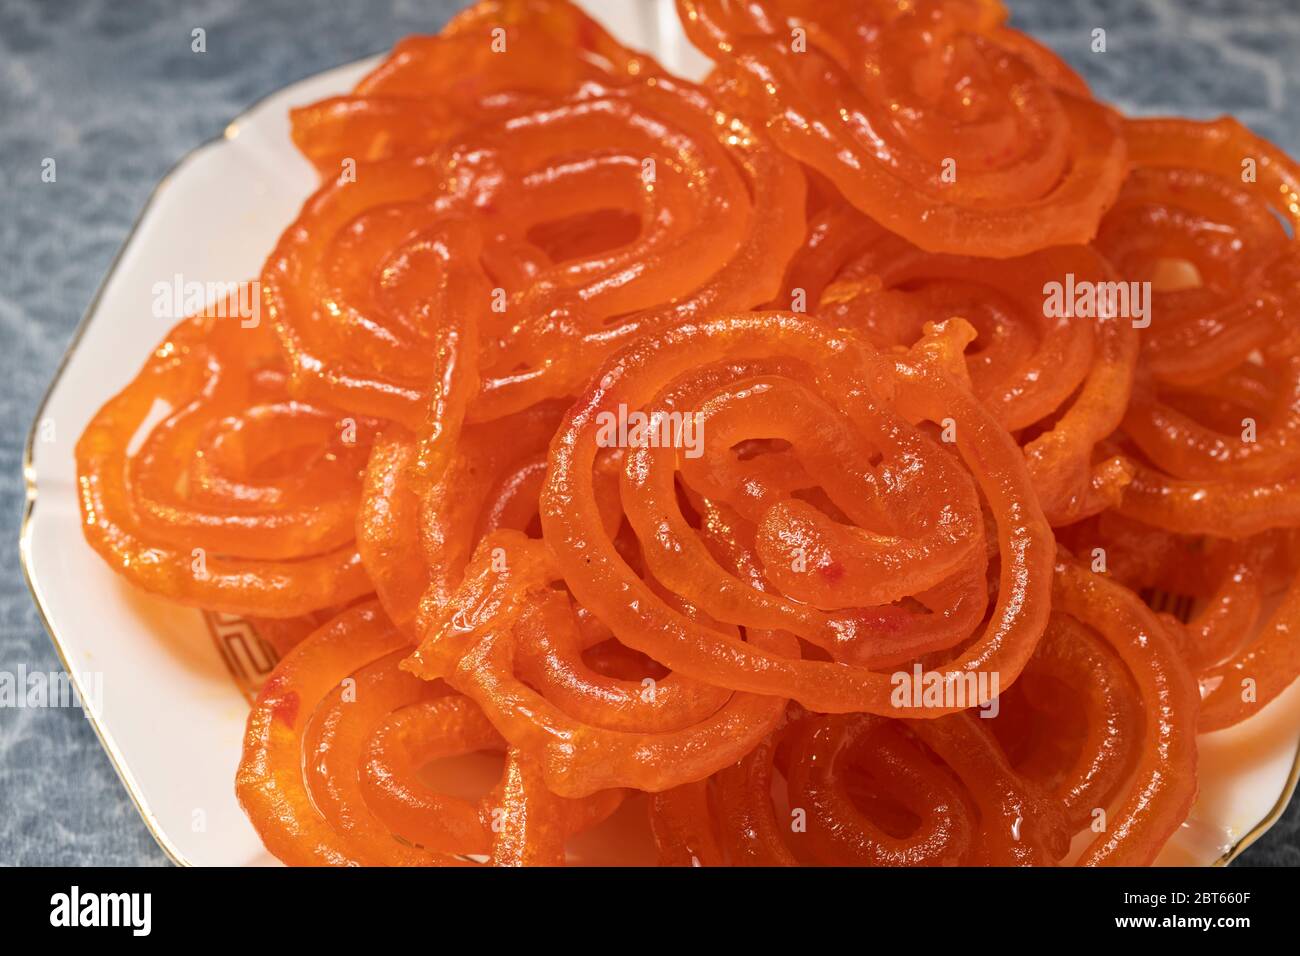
[2,0,1298,866]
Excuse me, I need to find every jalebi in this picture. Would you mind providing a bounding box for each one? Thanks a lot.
[74,0,1300,866]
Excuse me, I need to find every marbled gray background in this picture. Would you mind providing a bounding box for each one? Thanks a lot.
[2,0,1298,866]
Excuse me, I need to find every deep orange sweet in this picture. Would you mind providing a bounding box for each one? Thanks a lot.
[677,0,1126,257]
[74,0,1300,866]
[75,298,375,617]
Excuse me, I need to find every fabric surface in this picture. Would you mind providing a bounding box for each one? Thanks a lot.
[1,0,1298,866]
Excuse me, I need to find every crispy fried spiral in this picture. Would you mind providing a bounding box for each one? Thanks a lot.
[676,0,1126,257]
[75,0,1300,866]
[76,300,375,616]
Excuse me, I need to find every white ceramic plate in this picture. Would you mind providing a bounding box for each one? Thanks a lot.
[20,0,1300,867]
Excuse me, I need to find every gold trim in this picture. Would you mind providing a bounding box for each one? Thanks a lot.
[18,540,190,866]
[1215,727,1300,865]
[202,611,281,704]
[17,54,1300,870]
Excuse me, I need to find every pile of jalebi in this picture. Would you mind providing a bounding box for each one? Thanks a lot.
[75,0,1300,866]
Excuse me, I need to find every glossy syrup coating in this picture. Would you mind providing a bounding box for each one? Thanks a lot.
[75,295,376,616]
[74,0,1300,865]
[676,0,1126,257]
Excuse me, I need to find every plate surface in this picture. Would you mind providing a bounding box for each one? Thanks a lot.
[20,0,1300,866]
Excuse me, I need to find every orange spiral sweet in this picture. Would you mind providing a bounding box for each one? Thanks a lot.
[76,299,375,617]
[991,612,1141,833]
[236,600,620,865]
[291,0,662,174]
[814,233,1139,524]
[649,708,1072,866]
[543,313,1053,714]
[403,529,794,796]
[73,0,1300,866]
[265,64,806,443]
[677,0,1126,257]
[1065,514,1300,735]
[1099,118,1300,538]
